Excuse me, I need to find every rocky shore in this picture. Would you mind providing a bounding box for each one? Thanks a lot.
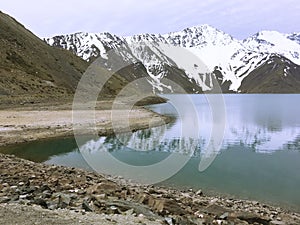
[1,100,299,225]
[0,153,299,225]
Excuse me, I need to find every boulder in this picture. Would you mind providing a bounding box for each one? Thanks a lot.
[148,197,186,216]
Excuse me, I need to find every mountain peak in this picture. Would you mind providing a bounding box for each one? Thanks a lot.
[162,24,234,47]
[245,30,300,57]
[182,24,217,31]
[45,25,300,93]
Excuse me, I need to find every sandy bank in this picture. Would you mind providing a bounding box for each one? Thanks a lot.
[0,106,171,147]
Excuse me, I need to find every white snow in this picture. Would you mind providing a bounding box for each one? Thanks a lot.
[158,43,210,90]
[244,30,300,65]
[45,26,300,92]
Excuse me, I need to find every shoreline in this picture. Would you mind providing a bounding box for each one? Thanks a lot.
[0,153,299,224]
[0,103,172,147]
[1,101,300,224]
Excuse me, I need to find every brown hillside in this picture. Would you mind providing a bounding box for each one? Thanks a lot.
[0,11,89,106]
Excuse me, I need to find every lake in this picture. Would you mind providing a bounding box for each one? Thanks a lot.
[1,94,300,211]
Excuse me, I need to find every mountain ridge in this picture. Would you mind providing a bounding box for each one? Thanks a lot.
[45,25,300,93]
[0,11,151,106]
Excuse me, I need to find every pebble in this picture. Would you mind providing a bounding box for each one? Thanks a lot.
[164,217,173,225]
[270,220,286,225]
[219,212,229,220]
[82,201,93,212]
[196,189,203,196]
[19,195,28,199]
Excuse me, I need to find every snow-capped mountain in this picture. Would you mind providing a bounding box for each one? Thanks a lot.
[287,32,300,45]
[244,31,300,64]
[45,25,300,93]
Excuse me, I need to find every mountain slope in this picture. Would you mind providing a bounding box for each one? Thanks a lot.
[46,32,207,93]
[0,11,156,106]
[45,25,300,93]
[239,55,300,93]
[0,11,90,105]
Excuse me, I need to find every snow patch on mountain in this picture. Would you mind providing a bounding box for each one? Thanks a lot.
[244,31,300,65]
[45,25,300,92]
[164,24,234,47]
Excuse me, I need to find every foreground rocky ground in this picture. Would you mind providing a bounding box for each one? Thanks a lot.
[0,154,299,225]
[0,203,162,225]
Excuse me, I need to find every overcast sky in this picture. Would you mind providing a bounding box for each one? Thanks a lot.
[1,0,299,39]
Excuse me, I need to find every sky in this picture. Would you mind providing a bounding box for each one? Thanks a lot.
[0,0,299,39]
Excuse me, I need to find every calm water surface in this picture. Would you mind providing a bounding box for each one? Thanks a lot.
[1,94,300,211]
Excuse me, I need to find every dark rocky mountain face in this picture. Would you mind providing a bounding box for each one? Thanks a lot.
[239,55,300,93]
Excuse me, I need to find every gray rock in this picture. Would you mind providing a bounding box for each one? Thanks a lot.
[196,189,203,196]
[165,217,174,225]
[219,212,229,220]
[42,190,52,199]
[205,204,231,217]
[237,212,271,225]
[135,193,149,204]
[58,194,71,209]
[82,201,93,212]
[105,199,161,221]
[22,186,37,194]
[33,198,48,209]
[109,206,119,214]
[47,201,57,210]
[19,194,28,199]
[0,196,11,203]
[125,209,135,216]
[270,221,286,225]
[148,197,186,216]
[1,187,10,193]
[11,195,19,201]
[2,183,9,187]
